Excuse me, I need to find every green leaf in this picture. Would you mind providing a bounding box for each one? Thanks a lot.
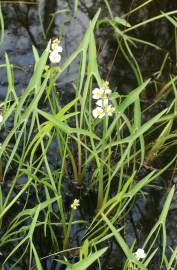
[102,213,147,270]
[114,16,131,27]
[81,239,89,258]
[106,79,150,139]
[31,242,43,270]
[66,247,107,270]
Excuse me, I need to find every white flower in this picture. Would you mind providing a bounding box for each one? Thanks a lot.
[92,81,114,119]
[71,199,80,210]
[104,88,112,94]
[92,107,105,119]
[0,114,3,123]
[92,88,104,99]
[49,38,63,64]
[106,105,115,116]
[51,43,63,53]
[49,50,61,64]
[96,98,109,107]
[135,249,146,260]
[103,81,112,94]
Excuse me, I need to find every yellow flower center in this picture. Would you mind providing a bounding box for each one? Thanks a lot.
[97,110,103,116]
[107,107,114,113]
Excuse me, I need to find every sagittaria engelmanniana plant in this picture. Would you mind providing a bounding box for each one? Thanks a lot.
[92,81,115,119]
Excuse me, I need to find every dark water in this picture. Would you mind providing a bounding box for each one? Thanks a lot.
[0,1,177,269]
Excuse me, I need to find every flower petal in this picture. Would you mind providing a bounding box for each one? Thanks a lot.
[92,88,101,94]
[92,108,99,118]
[104,88,112,94]
[106,105,115,116]
[96,98,108,107]
[135,248,146,260]
[52,44,63,52]
[92,107,105,119]
[92,88,104,99]
[0,114,3,123]
[49,51,61,63]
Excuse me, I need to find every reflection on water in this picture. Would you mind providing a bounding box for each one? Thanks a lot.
[1,0,177,98]
[0,1,177,269]
[0,0,89,98]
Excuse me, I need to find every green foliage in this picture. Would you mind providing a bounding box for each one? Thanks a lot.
[0,1,177,270]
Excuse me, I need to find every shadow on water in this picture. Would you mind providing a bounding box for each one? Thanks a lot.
[0,1,177,269]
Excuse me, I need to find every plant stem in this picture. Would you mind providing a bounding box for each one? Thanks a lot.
[63,210,74,250]
[97,116,108,210]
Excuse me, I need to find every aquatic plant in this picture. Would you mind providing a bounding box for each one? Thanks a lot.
[0,1,177,270]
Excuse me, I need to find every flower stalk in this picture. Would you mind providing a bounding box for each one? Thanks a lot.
[92,81,115,210]
[63,199,80,250]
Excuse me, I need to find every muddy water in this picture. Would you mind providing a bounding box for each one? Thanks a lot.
[0,1,177,269]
